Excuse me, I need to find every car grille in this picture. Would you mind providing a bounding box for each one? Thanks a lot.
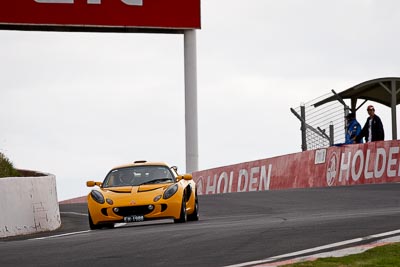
[114,205,154,216]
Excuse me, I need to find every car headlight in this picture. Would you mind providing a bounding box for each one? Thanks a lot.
[163,184,178,199]
[91,190,105,204]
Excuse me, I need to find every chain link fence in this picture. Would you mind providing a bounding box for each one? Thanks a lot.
[291,92,348,151]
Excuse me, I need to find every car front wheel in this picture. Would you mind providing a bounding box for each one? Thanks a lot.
[174,197,187,223]
[187,193,199,221]
[88,210,101,230]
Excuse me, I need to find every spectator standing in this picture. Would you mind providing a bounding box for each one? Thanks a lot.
[356,105,384,143]
[345,113,362,144]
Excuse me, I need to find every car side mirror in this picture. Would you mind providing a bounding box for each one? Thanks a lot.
[86,181,102,187]
[182,174,192,180]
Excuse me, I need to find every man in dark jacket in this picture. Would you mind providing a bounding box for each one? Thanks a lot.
[356,105,384,143]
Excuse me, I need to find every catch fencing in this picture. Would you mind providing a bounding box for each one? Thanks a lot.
[291,91,348,151]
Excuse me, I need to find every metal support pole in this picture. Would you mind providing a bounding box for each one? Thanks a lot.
[300,105,307,151]
[184,30,198,173]
[391,80,397,140]
[329,124,334,146]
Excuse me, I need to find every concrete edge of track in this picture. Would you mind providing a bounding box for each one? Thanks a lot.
[225,230,400,267]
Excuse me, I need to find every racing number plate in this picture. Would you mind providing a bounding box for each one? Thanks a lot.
[124,215,144,223]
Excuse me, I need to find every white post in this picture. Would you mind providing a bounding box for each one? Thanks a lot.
[184,30,199,173]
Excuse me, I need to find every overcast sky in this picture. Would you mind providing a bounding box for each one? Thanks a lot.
[1,0,400,201]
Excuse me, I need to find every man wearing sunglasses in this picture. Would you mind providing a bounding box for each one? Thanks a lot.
[356,105,385,143]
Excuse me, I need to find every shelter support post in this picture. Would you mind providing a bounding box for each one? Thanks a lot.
[391,80,397,140]
[184,30,199,173]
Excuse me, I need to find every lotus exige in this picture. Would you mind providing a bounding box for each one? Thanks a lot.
[86,161,199,229]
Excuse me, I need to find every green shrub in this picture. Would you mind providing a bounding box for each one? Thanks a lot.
[0,152,21,178]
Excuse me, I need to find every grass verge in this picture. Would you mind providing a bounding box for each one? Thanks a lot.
[283,242,400,267]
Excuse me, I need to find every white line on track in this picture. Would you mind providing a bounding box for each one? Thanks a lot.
[60,212,88,216]
[224,229,400,267]
[29,230,91,240]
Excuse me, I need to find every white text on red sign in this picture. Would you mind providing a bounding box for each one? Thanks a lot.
[34,0,143,6]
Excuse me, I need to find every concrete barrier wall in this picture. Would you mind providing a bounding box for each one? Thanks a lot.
[193,140,400,195]
[0,173,61,238]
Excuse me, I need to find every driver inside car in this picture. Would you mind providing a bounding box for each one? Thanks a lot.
[118,172,132,185]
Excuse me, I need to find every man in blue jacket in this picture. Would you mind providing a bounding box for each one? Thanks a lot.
[356,105,385,143]
[345,112,362,144]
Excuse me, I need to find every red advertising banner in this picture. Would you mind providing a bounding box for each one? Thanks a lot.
[0,0,201,32]
[193,140,400,195]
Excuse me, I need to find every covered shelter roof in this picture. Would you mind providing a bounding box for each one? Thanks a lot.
[313,77,400,140]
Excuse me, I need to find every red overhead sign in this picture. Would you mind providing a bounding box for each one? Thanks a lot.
[0,0,201,32]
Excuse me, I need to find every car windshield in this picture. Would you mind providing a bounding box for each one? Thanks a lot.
[102,165,175,188]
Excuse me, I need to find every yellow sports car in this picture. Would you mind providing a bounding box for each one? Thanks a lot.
[86,161,199,229]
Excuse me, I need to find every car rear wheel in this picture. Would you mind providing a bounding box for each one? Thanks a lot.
[187,193,199,221]
[174,197,187,223]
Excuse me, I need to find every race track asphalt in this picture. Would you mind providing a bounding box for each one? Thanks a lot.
[1,183,399,267]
